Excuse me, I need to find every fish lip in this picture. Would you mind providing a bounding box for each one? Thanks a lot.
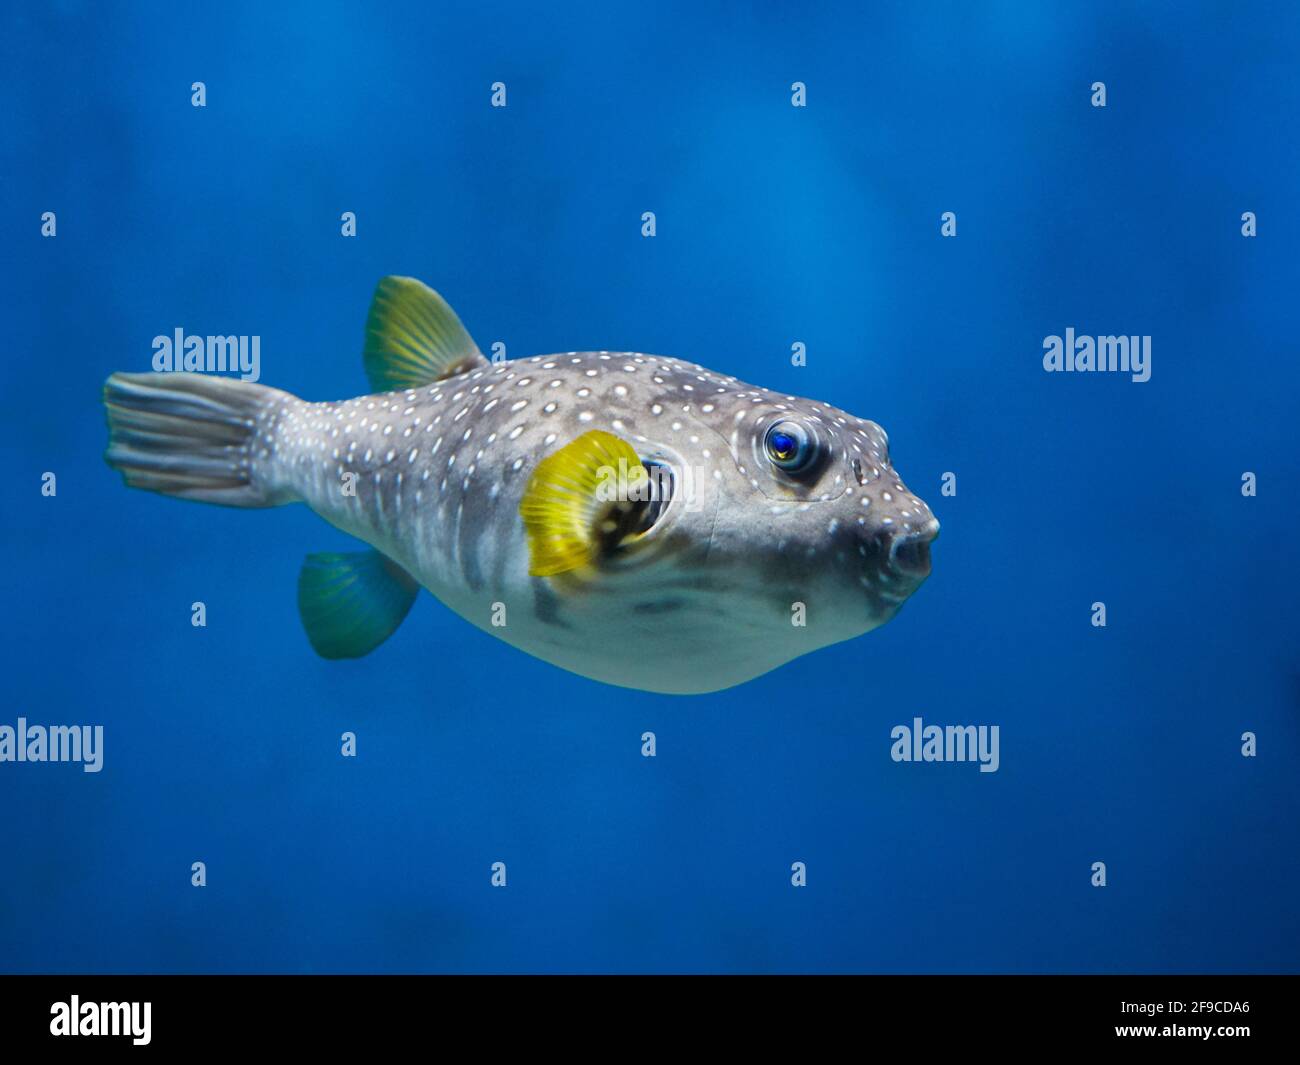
[882,518,938,582]
[858,516,937,611]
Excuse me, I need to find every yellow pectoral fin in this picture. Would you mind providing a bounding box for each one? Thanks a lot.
[519,430,649,577]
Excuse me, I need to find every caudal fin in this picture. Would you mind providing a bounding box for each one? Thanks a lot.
[103,371,293,507]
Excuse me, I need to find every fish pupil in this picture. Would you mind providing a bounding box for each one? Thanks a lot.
[769,431,797,461]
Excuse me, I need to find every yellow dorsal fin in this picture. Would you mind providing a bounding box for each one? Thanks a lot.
[363,276,489,392]
[520,430,649,577]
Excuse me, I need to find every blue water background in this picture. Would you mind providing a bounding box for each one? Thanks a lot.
[2,1,1297,972]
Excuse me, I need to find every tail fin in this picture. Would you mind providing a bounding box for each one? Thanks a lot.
[103,372,293,507]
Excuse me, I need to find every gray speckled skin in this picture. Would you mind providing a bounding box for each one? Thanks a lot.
[253,350,938,694]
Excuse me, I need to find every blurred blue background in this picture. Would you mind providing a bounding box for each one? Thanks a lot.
[2,1,1297,973]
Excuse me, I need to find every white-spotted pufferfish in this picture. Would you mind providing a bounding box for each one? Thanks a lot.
[104,278,938,694]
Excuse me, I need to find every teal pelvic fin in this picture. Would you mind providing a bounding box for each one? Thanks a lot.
[297,550,419,659]
[363,276,489,392]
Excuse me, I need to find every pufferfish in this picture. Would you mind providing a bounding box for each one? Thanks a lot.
[103,277,938,694]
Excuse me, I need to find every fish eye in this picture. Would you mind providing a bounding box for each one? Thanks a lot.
[764,420,816,474]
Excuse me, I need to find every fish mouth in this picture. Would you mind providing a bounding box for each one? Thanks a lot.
[890,532,933,580]
[859,518,938,608]
[884,518,939,584]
